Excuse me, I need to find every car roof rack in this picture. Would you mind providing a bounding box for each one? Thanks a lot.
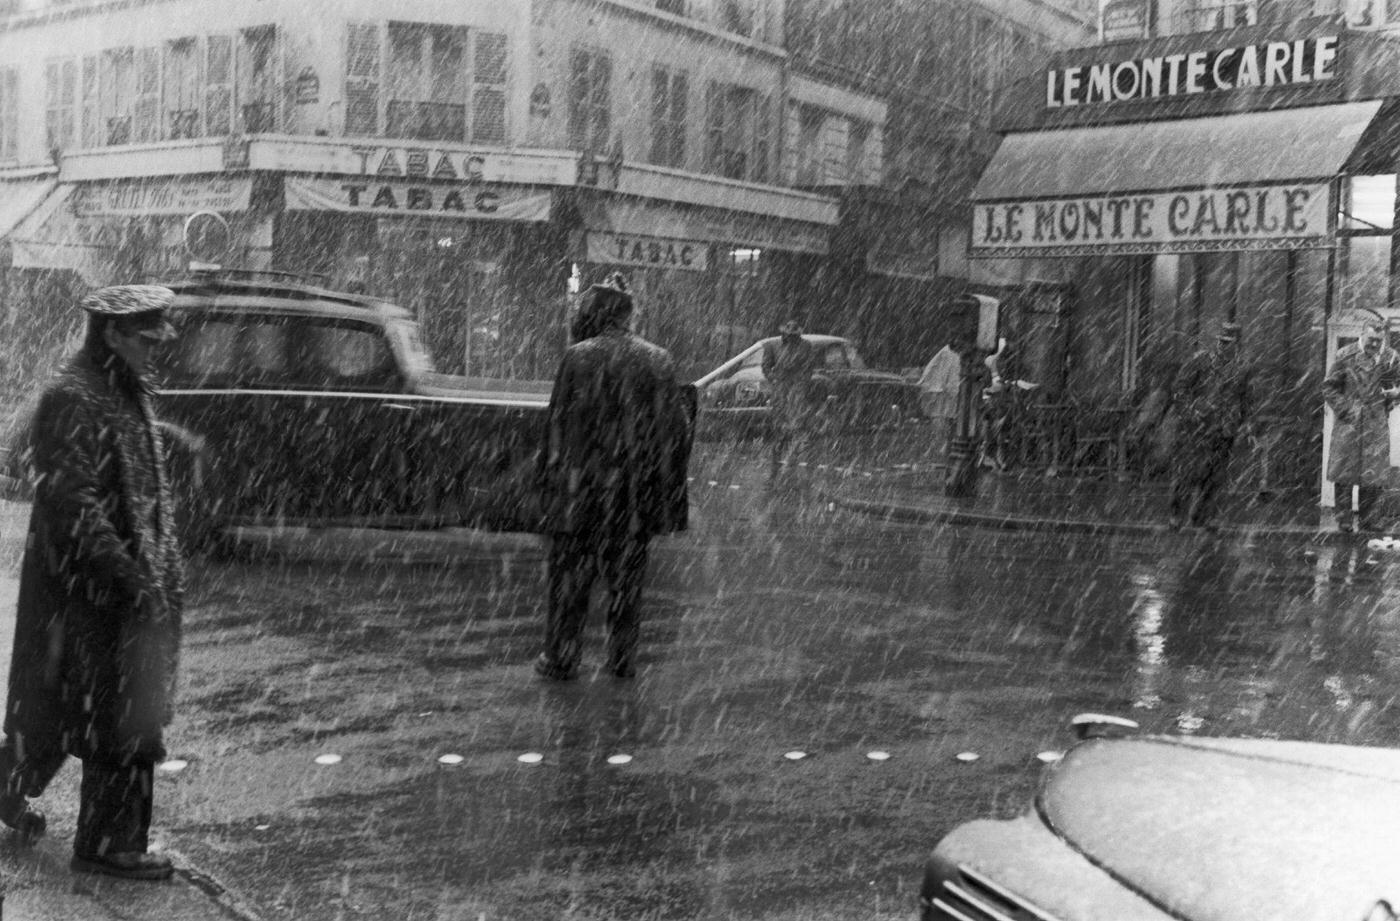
[152,267,332,287]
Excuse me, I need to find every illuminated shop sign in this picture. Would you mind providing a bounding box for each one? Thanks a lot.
[586,232,710,272]
[970,182,1332,256]
[1046,35,1338,108]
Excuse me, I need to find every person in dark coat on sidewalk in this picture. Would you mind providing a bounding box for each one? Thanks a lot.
[1167,322,1252,530]
[534,276,692,680]
[1323,312,1400,532]
[0,285,184,880]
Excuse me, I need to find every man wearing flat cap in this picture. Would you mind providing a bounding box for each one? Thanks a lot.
[0,284,184,880]
[1323,311,1400,533]
[1166,321,1253,530]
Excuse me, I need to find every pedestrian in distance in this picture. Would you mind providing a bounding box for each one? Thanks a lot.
[1166,322,1252,530]
[762,319,818,480]
[916,342,961,460]
[1323,311,1400,533]
[0,285,184,880]
[534,275,693,680]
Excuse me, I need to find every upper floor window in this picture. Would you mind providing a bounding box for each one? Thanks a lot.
[656,0,687,13]
[45,58,76,153]
[650,65,687,168]
[238,26,278,134]
[0,67,15,161]
[100,47,134,145]
[1170,0,1256,32]
[793,104,825,185]
[164,38,200,139]
[705,82,770,182]
[847,119,871,183]
[568,48,611,151]
[345,21,508,144]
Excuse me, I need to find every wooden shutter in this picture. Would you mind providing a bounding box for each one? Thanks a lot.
[205,35,233,135]
[0,68,15,160]
[704,80,722,173]
[471,30,506,145]
[345,21,380,137]
[753,92,772,183]
[134,46,161,143]
[80,54,99,148]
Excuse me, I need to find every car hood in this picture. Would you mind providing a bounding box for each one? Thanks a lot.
[1041,736,1400,921]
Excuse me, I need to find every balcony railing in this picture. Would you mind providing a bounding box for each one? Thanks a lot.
[386,100,466,142]
[169,108,200,140]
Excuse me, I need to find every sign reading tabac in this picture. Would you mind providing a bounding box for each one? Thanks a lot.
[284,177,552,222]
[970,182,1333,257]
[586,232,710,272]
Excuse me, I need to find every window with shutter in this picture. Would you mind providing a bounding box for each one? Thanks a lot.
[80,55,99,148]
[134,46,160,143]
[471,30,506,145]
[345,21,380,137]
[101,47,134,145]
[165,38,200,139]
[386,22,466,142]
[205,35,232,136]
[650,65,686,168]
[567,48,610,151]
[0,68,15,161]
[238,26,277,134]
[753,92,771,183]
[45,58,76,153]
[705,81,763,181]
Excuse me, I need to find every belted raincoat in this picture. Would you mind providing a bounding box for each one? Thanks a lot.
[1324,342,1400,485]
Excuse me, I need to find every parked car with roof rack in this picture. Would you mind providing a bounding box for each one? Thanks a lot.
[147,268,561,543]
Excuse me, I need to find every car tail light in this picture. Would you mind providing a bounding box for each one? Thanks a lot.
[922,862,1063,921]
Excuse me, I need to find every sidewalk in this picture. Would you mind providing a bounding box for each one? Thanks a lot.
[809,460,1341,542]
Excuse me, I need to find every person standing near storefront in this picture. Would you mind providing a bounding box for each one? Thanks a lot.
[1323,313,1400,533]
[1167,322,1252,530]
[534,276,692,680]
[0,285,184,880]
[763,320,818,480]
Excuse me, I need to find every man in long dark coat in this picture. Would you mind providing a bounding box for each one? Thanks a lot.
[534,277,692,680]
[762,320,817,479]
[1323,314,1400,532]
[0,285,183,880]
[1167,322,1252,530]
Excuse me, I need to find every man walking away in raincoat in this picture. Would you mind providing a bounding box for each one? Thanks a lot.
[0,285,184,880]
[1323,312,1400,533]
[762,319,817,480]
[534,276,693,680]
[1167,322,1252,530]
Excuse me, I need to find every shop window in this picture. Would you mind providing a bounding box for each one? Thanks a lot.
[656,0,686,13]
[164,38,201,140]
[472,31,507,145]
[568,47,611,152]
[345,22,380,137]
[1344,175,1395,232]
[205,35,233,136]
[650,65,687,169]
[238,26,278,134]
[44,58,75,154]
[387,22,466,142]
[1342,236,1392,316]
[0,67,14,161]
[705,82,771,182]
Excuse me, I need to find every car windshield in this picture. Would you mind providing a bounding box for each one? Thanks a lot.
[157,310,397,390]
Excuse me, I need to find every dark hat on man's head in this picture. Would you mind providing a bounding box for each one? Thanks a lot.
[1217,321,1242,342]
[80,285,177,340]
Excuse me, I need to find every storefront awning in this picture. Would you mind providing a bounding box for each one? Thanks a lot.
[973,100,1382,202]
[0,175,58,240]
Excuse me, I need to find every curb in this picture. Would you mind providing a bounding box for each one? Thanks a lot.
[167,849,267,921]
[826,493,1343,544]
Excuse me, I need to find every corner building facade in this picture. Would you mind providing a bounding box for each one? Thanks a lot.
[0,0,867,386]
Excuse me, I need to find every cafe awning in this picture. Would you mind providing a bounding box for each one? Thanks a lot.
[0,174,58,240]
[972,100,1383,202]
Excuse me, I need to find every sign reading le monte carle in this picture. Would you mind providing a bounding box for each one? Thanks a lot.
[972,183,1331,257]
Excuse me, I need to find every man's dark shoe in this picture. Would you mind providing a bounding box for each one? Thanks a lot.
[71,851,174,881]
[533,653,576,681]
[0,793,45,845]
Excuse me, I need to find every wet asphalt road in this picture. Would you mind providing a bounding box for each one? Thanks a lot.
[1,438,1398,919]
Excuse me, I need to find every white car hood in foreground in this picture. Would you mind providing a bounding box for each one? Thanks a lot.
[1042,736,1400,921]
